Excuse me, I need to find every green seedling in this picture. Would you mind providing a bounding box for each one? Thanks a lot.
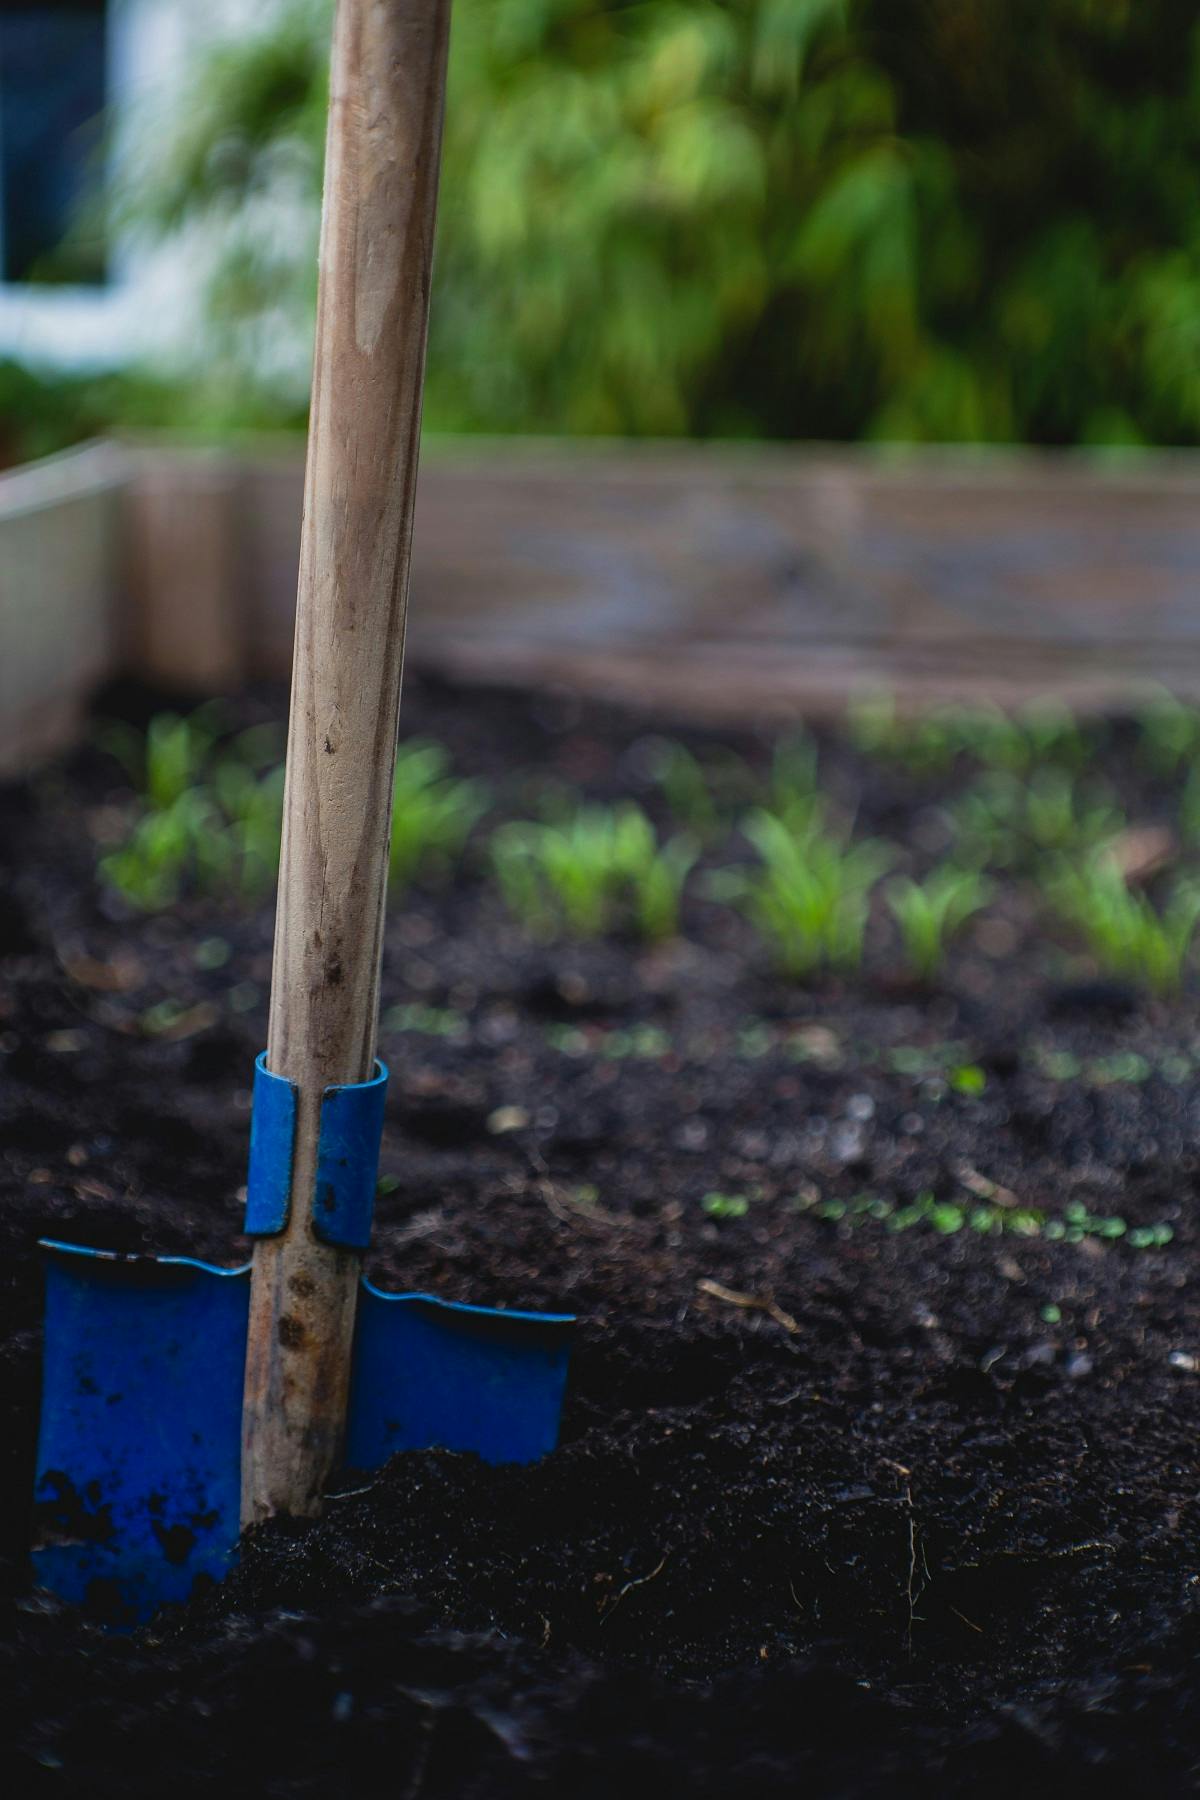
[1046,852,1200,995]
[544,1022,672,1059]
[767,734,824,837]
[99,706,273,908]
[99,791,220,910]
[952,767,1122,869]
[100,714,481,910]
[885,865,992,981]
[847,695,995,778]
[1180,764,1200,848]
[715,808,893,977]
[648,739,724,844]
[211,760,287,898]
[795,1187,1173,1248]
[1037,1045,1194,1087]
[849,694,1087,779]
[847,694,959,775]
[492,804,695,942]
[381,1002,469,1040]
[389,740,488,891]
[1135,688,1200,776]
[971,699,1087,775]
[100,704,224,811]
[633,831,699,941]
[701,1191,750,1219]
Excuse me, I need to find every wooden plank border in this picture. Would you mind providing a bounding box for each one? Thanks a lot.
[0,442,130,775]
[7,436,1200,772]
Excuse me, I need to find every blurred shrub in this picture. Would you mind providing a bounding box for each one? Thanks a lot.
[24,0,1200,446]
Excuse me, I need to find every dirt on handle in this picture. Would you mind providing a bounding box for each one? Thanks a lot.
[1,676,1200,1796]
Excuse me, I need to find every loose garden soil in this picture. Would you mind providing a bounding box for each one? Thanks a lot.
[2,676,1200,1796]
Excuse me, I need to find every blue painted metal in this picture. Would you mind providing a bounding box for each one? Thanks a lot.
[312,1060,389,1250]
[347,1284,573,1469]
[243,1053,296,1236]
[33,1241,574,1626]
[243,1053,388,1250]
[32,1242,250,1630]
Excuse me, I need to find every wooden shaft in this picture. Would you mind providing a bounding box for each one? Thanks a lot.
[241,0,452,1527]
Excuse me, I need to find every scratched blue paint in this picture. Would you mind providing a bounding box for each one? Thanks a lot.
[32,1242,574,1626]
[32,1243,249,1629]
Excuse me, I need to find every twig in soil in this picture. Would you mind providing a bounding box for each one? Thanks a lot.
[325,1479,381,1501]
[950,1605,984,1635]
[696,1278,799,1336]
[538,1178,627,1231]
[386,1210,447,1248]
[600,1552,669,1623]
[952,1162,1020,1208]
[997,1539,1116,1561]
[881,1459,929,1656]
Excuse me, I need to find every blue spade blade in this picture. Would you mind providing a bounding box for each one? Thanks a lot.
[32,1243,573,1626]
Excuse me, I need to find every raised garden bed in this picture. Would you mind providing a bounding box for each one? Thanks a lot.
[3,674,1200,1795]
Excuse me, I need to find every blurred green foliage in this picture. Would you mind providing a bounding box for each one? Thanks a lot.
[16,0,1200,450]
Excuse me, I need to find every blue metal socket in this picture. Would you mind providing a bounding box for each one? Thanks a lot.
[244,1052,388,1251]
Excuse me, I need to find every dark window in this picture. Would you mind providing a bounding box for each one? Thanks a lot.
[0,1,108,284]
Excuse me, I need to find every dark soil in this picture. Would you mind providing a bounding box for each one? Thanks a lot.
[3,676,1200,1796]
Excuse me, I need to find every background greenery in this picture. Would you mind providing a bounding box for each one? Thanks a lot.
[9,0,1200,457]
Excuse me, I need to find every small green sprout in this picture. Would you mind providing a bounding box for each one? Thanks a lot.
[389,741,488,891]
[599,1024,673,1059]
[100,704,224,811]
[212,760,286,898]
[885,866,992,982]
[767,734,824,837]
[796,1188,1173,1249]
[1135,688,1200,777]
[953,768,1122,870]
[971,699,1086,776]
[492,804,695,941]
[849,694,1087,778]
[99,790,227,910]
[846,694,964,776]
[648,740,722,843]
[701,1191,750,1219]
[98,712,481,910]
[381,1002,469,1040]
[1038,1048,1083,1081]
[1046,852,1200,995]
[1180,764,1200,848]
[715,809,893,977]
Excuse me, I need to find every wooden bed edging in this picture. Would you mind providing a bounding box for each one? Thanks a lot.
[7,435,1200,773]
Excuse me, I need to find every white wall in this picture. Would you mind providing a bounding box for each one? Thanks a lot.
[0,0,272,371]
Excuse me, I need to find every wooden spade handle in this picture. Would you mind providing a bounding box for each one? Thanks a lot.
[241,0,452,1526]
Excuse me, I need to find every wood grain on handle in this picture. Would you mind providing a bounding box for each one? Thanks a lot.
[241,0,452,1527]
